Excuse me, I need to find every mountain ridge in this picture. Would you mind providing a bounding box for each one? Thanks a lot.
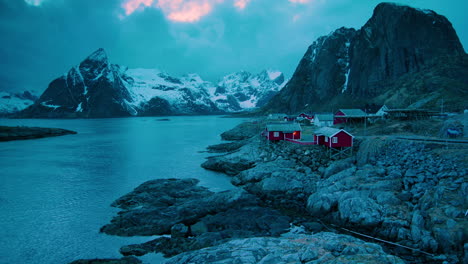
[16,50,285,118]
[264,2,467,113]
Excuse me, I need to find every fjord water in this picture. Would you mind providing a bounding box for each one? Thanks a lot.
[0,116,244,264]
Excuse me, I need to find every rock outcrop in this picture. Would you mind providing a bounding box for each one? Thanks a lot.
[200,121,467,263]
[165,232,405,264]
[100,178,291,257]
[19,49,136,118]
[0,126,77,141]
[265,3,468,113]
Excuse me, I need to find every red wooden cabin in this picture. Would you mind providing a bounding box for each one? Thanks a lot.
[265,123,302,141]
[313,127,353,148]
[334,109,367,125]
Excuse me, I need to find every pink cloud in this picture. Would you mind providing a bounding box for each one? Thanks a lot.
[289,0,310,3]
[122,0,226,22]
[24,0,46,6]
[166,1,213,22]
[122,0,154,15]
[292,14,301,22]
[233,0,251,10]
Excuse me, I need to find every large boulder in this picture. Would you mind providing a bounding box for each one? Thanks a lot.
[165,232,405,264]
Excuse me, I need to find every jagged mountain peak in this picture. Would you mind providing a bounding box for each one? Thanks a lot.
[264,3,467,113]
[78,48,110,79]
[84,48,108,63]
[363,2,463,54]
[17,49,285,117]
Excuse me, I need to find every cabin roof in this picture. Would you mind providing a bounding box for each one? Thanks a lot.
[362,104,386,114]
[337,109,367,117]
[315,114,334,121]
[314,127,353,138]
[266,122,302,132]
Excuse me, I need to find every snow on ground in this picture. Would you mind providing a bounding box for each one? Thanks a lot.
[239,95,258,109]
[41,101,61,110]
[342,69,350,93]
[267,70,281,81]
[75,102,83,112]
[250,78,261,88]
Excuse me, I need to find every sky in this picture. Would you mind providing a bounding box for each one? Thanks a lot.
[1,0,467,93]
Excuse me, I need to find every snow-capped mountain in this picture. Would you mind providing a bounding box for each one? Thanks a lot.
[210,70,286,112]
[0,90,38,116]
[18,49,285,118]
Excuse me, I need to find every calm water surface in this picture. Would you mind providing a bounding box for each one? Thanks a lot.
[0,116,245,264]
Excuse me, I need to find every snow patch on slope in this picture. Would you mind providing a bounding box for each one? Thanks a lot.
[0,91,37,114]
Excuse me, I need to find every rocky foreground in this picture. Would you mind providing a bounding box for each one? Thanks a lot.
[201,122,467,263]
[0,126,77,141]
[75,120,466,263]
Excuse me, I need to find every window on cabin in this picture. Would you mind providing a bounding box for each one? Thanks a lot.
[325,137,328,142]
[274,132,279,137]
[332,137,338,143]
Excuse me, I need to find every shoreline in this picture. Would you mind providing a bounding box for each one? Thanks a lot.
[0,125,77,141]
[74,119,467,264]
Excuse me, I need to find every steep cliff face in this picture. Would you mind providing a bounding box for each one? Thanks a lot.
[348,2,465,98]
[265,3,467,113]
[21,49,134,118]
[266,27,356,113]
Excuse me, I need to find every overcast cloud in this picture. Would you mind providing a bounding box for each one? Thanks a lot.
[1,0,467,93]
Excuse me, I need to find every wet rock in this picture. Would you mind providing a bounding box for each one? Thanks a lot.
[206,141,246,153]
[0,126,77,141]
[100,178,259,236]
[171,223,188,238]
[338,197,383,226]
[220,122,264,141]
[165,232,405,264]
[69,256,141,264]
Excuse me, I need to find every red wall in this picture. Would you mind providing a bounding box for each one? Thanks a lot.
[334,111,347,125]
[330,131,353,147]
[314,135,326,145]
[314,131,353,147]
[268,131,301,140]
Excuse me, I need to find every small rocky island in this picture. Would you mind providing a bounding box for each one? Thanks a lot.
[0,126,77,141]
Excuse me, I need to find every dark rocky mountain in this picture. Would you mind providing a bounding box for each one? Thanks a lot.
[265,2,468,113]
[19,49,136,118]
[17,49,284,118]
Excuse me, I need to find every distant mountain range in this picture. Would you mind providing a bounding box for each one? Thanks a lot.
[264,2,468,113]
[14,49,285,118]
[0,91,38,116]
[6,3,467,118]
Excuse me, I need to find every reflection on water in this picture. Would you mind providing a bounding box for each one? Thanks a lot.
[0,116,245,264]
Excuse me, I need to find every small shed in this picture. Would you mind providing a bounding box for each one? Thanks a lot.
[314,114,334,127]
[313,127,353,148]
[265,123,302,141]
[334,109,367,125]
[268,113,288,121]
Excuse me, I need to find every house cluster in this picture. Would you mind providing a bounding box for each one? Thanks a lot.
[262,105,389,152]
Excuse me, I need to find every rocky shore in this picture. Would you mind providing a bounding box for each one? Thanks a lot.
[200,122,467,263]
[0,125,77,141]
[77,121,466,263]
